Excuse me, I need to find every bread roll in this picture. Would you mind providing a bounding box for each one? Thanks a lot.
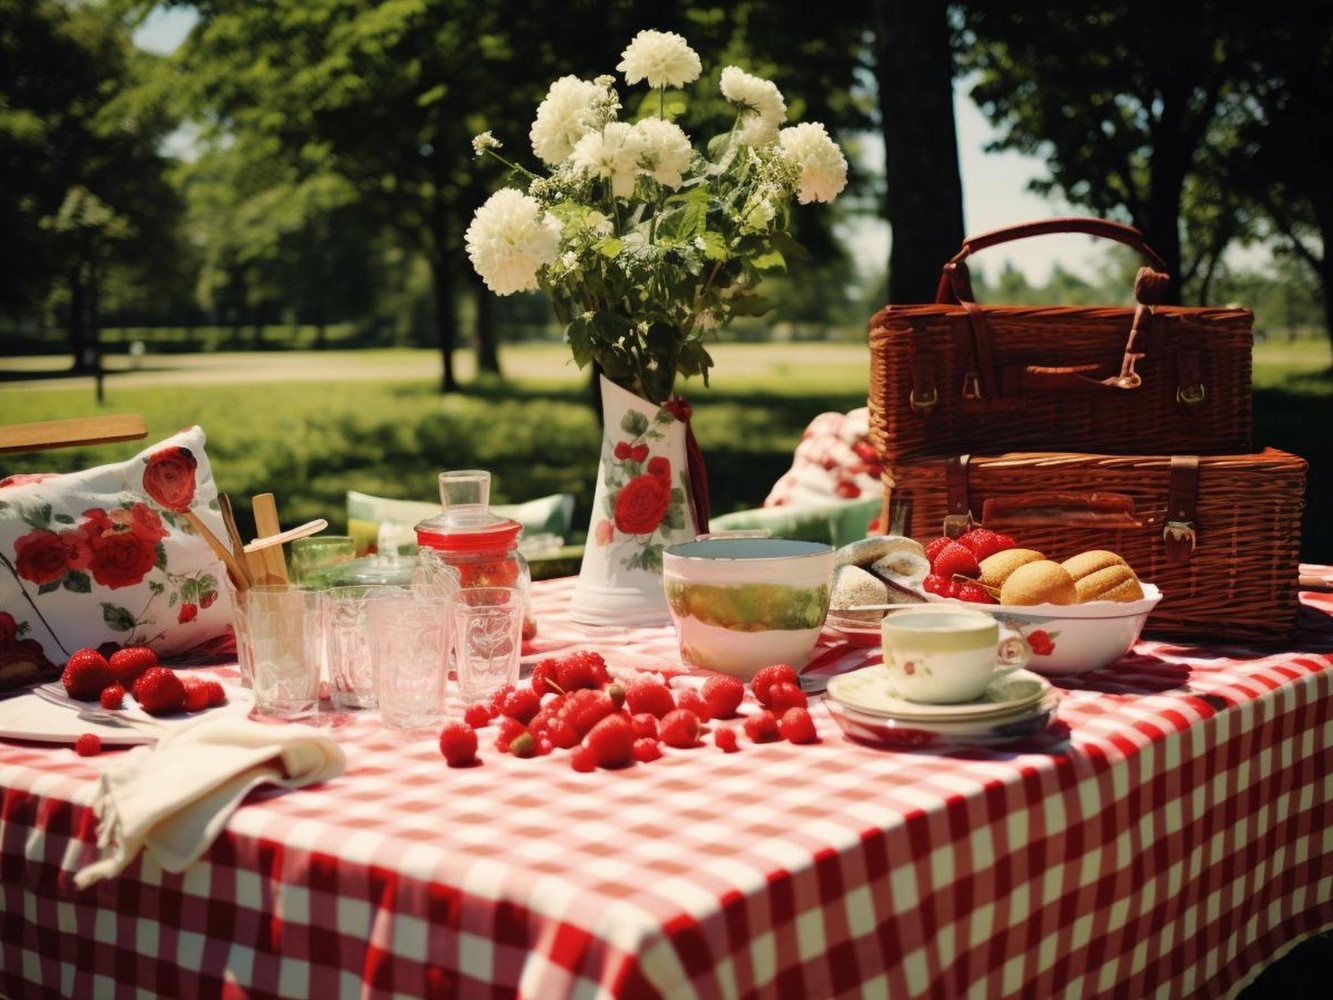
[1062,550,1144,603]
[977,548,1046,589]
[999,560,1078,606]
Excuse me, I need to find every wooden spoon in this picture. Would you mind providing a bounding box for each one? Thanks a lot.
[243,518,329,553]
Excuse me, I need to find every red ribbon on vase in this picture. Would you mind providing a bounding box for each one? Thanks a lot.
[663,397,711,534]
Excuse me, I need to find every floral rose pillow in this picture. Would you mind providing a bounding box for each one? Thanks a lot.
[0,426,234,690]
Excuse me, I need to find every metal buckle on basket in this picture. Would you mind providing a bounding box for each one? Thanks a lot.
[1177,383,1206,405]
[909,386,939,412]
[961,371,982,401]
[1163,519,1197,552]
[942,513,973,539]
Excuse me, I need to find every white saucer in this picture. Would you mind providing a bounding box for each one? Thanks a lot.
[826,692,1059,748]
[826,666,1051,721]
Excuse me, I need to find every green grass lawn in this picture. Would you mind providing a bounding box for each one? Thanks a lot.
[2,338,1329,560]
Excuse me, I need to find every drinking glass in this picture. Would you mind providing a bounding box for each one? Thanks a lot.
[450,587,524,704]
[223,575,254,689]
[320,585,404,710]
[246,585,321,719]
[289,535,357,588]
[370,592,452,729]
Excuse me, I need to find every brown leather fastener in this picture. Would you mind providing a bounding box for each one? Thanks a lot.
[943,455,973,537]
[908,332,939,413]
[1175,345,1205,405]
[1163,455,1200,566]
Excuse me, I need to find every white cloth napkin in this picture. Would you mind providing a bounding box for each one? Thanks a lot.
[74,717,346,887]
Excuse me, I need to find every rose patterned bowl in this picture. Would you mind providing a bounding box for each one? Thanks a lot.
[922,583,1163,675]
[662,537,835,681]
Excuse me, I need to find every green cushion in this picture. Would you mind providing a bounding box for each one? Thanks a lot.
[708,497,880,548]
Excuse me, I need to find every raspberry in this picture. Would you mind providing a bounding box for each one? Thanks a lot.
[658,709,702,748]
[493,716,528,752]
[630,712,659,739]
[584,714,635,769]
[623,678,675,718]
[498,688,541,724]
[181,676,212,712]
[958,528,1008,561]
[556,651,606,692]
[131,667,186,716]
[108,646,157,686]
[674,688,710,721]
[632,737,662,763]
[487,683,517,714]
[702,675,744,719]
[438,721,478,766]
[61,649,112,701]
[767,681,808,713]
[74,733,103,757]
[923,573,952,596]
[751,664,799,708]
[743,710,781,743]
[923,536,952,563]
[463,702,493,729]
[954,582,998,605]
[570,745,597,772]
[531,658,561,696]
[99,683,125,710]
[931,541,980,580]
[779,707,818,744]
[714,727,740,753]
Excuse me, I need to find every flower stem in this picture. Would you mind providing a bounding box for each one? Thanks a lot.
[0,551,71,658]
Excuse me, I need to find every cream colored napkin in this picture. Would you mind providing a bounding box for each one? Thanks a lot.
[74,717,346,888]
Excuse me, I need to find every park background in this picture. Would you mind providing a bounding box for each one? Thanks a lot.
[2,1,1330,563]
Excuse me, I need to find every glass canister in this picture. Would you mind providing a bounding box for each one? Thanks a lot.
[414,470,533,636]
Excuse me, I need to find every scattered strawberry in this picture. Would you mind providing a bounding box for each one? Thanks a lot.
[767,681,808,713]
[74,733,103,757]
[632,737,662,763]
[606,683,625,710]
[562,689,619,739]
[954,582,998,604]
[993,532,1018,552]
[714,727,740,753]
[744,709,781,743]
[931,540,980,580]
[674,687,710,721]
[556,651,607,692]
[99,683,125,710]
[439,721,479,766]
[497,687,541,725]
[701,675,744,719]
[751,663,799,708]
[108,646,157,686]
[584,714,635,769]
[463,702,493,729]
[522,617,538,641]
[630,712,659,739]
[922,573,952,597]
[923,536,952,563]
[530,657,561,696]
[659,709,702,748]
[61,649,112,701]
[181,676,212,712]
[779,707,818,744]
[623,678,675,718]
[493,716,528,753]
[203,679,228,707]
[132,667,186,716]
[487,683,517,714]
[570,744,597,772]
[957,528,1008,562]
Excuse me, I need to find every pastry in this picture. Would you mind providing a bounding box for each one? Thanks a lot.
[1061,549,1144,602]
[830,564,891,623]
[977,548,1046,590]
[999,559,1078,606]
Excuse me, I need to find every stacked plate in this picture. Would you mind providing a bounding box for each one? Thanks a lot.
[824,666,1059,748]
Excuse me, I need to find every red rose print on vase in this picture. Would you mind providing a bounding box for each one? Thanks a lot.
[614,474,672,535]
[142,446,198,512]
[647,456,671,482]
[1027,629,1058,656]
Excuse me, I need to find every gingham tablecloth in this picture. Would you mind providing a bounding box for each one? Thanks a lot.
[2,580,1331,999]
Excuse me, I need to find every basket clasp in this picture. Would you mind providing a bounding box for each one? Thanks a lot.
[1176,383,1206,405]
[1162,519,1197,565]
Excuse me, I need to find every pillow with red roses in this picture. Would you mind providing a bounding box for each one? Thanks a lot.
[0,426,234,690]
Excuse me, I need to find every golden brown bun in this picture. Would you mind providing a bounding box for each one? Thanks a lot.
[1060,549,1127,579]
[1000,560,1078,606]
[978,548,1046,589]
[1061,549,1144,602]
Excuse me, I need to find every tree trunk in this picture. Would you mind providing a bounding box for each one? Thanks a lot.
[68,264,88,371]
[430,252,459,393]
[473,274,500,375]
[875,0,966,304]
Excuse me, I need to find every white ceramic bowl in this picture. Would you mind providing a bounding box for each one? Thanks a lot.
[663,538,835,680]
[923,583,1163,675]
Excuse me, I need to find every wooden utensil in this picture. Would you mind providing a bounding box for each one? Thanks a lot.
[243,518,329,553]
[181,510,250,593]
[0,415,148,454]
[217,494,252,588]
[249,493,290,584]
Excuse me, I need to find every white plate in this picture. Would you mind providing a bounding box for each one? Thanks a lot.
[826,666,1051,721]
[0,680,252,746]
[826,693,1059,748]
[824,614,885,648]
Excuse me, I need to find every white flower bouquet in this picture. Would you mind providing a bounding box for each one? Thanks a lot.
[465,29,848,405]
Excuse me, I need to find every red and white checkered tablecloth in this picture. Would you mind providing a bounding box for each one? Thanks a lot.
[2,580,1331,999]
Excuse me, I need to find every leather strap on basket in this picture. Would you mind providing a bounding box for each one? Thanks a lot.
[1163,455,1200,565]
[943,454,973,537]
[935,218,1172,402]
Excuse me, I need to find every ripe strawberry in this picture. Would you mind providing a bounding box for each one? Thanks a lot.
[439,721,479,766]
[779,707,818,744]
[958,528,1008,561]
[584,714,635,769]
[922,573,952,596]
[767,681,808,713]
[633,737,662,763]
[132,667,186,716]
[658,708,702,748]
[630,712,659,739]
[714,727,740,753]
[509,732,537,758]
[702,675,744,719]
[497,688,541,725]
[100,683,125,710]
[62,649,112,701]
[954,582,998,605]
[606,683,625,710]
[493,716,528,753]
[181,676,212,712]
[562,689,619,739]
[203,679,228,707]
[570,745,597,772]
[108,646,157,686]
[74,733,103,757]
[531,657,561,696]
[674,688,710,721]
[743,709,781,743]
[923,536,952,563]
[463,702,493,729]
[487,683,517,714]
[556,650,607,691]
[623,678,675,718]
[993,532,1018,552]
[931,540,980,580]
[751,663,799,708]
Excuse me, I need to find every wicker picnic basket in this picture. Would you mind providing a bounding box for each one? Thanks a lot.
[868,218,1254,460]
[878,448,1307,641]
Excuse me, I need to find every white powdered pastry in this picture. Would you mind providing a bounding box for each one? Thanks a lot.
[831,564,890,623]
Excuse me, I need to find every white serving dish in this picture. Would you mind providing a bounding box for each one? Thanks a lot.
[923,583,1163,675]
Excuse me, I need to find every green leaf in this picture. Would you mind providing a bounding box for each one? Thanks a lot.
[727,294,773,317]
[38,580,61,596]
[155,543,168,572]
[101,604,136,632]
[63,571,91,594]
[621,410,650,436]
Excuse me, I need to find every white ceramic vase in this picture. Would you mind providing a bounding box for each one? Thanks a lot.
[569,375,704,626]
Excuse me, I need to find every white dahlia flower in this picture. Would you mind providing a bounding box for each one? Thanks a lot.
[616,30,702,89]
[629,118,693,190]
[778,122,848,204]
[530,76,609,165]
[719,67,787,145]
[570,122,639,198]
[464,188,562,294]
